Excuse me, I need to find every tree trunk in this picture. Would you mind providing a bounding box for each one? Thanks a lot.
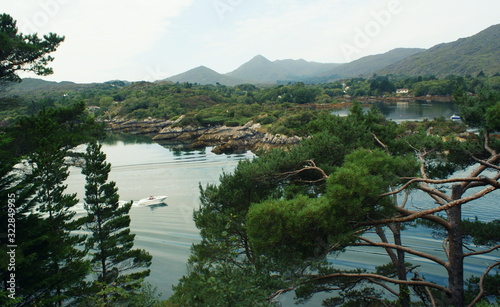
[447,184,464,306]
[393,224,411,307]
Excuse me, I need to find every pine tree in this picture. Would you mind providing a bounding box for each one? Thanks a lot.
[28,139,89,306]
[82,141,152,303]
[1,103,103,305]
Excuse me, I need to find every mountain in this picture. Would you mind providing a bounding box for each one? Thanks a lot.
[164,24,499,85]
[272,59,341,77]
[226,55,342,83]
[225,55,292,83]
[318,48,425,80]
[378,24,500,77]
[165,66,247,86]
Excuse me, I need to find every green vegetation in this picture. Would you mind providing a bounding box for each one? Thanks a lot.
[2,74,499,137]
[0,104,161,306]
[169,96,500,306]
[0,17,159,306]
[79,141,152,305]
[378,24,500,77]
[1,13,499,307]
[0,13,64,84]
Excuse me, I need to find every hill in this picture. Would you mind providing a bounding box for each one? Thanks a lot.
[225,55,291,83]
[273,58,341,77]
[165,66,247,86]
[378,24,500,77]
[167,49,426,85]
[318,48,425,81]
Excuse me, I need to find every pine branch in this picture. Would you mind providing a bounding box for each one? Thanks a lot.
[467,261,500,307]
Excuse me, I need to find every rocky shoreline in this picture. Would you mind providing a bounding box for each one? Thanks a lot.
[105,117,301,154]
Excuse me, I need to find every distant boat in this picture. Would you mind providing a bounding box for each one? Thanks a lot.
[138,195,167,206]
[450,114,461,120]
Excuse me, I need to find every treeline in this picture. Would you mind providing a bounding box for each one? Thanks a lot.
[2,75,499,140]
[0,104,159,306]
[2,75,500,124]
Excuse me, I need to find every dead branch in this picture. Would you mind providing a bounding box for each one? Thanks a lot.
[467,261,500,307]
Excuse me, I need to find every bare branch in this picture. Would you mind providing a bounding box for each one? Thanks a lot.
[367,278,400,297]
[417,184,450,205]
[276,160,329,183]
[359,185,498,227]
[266,285,295,302]
[463,244,500,258]
[373,133,390,155]
[470,154,500,171]
[374,227,398,265]
[356,237,448,268]
[467,261,500,307]
[484,131,497,157]
[443,238,450,260]
[400,188,410,209]
[311,273,452,295]
[413,272,437,307]
[463,151,500,191]
[397,207,451,230]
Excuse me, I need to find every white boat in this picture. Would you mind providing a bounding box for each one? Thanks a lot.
[138,195,167,206]
[450,114,461,120]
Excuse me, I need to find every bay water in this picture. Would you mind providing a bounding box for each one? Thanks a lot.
[64,102,499,304]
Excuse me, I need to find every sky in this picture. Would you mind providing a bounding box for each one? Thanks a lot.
[4,0,500,83]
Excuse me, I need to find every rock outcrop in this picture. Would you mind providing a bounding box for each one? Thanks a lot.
[106,117,177,135]
[105,118,301,154]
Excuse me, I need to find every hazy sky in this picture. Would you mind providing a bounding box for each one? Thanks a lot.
[4,0,500,83]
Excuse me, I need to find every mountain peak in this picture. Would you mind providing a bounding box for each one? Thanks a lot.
[225,55,289,83]
[247,54,273,64]
[165,65,246,86]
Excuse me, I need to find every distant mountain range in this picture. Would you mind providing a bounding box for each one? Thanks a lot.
[4,24,499,90]
[166,24,499,85]
[377,24,500,77]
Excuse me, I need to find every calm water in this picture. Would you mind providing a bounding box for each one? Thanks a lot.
[64,102,499,304]
[333,100,459,123]
[65,136,254,299]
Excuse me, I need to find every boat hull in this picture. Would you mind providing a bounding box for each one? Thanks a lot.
[138,196,167,206]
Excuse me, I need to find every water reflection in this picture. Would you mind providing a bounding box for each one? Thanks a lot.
[102,132,155,145]
[334,101,459,122]
[373,100,458,121]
